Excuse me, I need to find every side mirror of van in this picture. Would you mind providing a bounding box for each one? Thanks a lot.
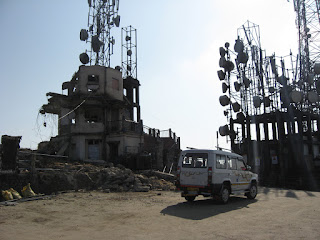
[246,165,251,171]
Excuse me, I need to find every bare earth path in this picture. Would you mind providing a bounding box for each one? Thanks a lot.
[1,187,320,240]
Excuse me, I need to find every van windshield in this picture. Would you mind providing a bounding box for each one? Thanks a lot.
[182,153,208,168]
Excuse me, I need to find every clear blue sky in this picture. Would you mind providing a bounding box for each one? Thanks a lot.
[0,0,297,150]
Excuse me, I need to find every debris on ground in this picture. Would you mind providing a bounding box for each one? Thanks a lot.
[1,160,176,201]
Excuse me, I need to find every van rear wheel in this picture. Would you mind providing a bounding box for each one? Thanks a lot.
[185,196,196,202]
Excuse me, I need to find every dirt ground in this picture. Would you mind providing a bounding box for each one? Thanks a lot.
[1,187,320,240]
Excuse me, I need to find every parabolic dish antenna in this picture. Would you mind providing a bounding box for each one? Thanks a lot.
[291,90,303,103]
[307,91,318,103]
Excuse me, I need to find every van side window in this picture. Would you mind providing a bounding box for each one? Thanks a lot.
[216,155,227,169]
[182,153,208,168]
[228,158,237,170]
[237,159,246,171]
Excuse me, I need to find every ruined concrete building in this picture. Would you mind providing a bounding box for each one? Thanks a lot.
[40,65,180,170]
[40,1,180,170]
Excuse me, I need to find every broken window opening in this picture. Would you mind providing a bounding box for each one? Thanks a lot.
[133,88,136,103]
[85,109,102,123]
[133,107,137,122]
[111,109,120,131]
[88,75,99,84]
[87,74,100,92]
[108,142,119,159]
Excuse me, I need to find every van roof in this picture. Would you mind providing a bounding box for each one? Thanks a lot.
[181,149,243,158]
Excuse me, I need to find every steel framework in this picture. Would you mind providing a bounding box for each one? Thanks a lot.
[80,0,120,67]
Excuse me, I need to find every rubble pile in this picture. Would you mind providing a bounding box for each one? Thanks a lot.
[34,162,175,195]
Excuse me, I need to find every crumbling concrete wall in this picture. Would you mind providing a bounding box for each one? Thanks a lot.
[76,65,123,100]
[0,135,21,171]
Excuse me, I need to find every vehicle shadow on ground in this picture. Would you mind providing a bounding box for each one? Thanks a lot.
[160,196,257,220]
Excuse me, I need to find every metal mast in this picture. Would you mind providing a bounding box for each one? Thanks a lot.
[293,0,320,113]
[79,0,121,67]
[121,26,137,79]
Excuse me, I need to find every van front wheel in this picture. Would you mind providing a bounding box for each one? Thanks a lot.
[220,186,230,204]
[185,196,196,202]
[246,183,257,199]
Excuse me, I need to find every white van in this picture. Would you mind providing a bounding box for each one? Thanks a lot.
[175,149,258,203]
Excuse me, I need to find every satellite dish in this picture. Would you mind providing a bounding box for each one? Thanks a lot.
[234,82,241,92]
[92,35,103,53]
[314,63,320,75]
[290,90,303,103]
[264,97,271,107]
[243,76,251,88]
[219,125,229,136]
[234,37,244,53]
[79,53,89,64]
[237,51,248,64]
[222,82,228,93]
[127,50,132,56]
[219,95,230,106]
[236,112,245,122]
[89,25,93,33]
[232,102,241,112]
[219,57,226,68]
[219,47,226,57]
[224,42,230,49]
[308,91,318,103]
[280,87,291,105]
[253,96,262,108]
[307,74,314,84]
[220,57,234,72]
[229,130,236,140]
[113,15,120,27]
[224,60,235,72]
[80,29,88,41]
[217,70,226,80]
[276,75,288,85]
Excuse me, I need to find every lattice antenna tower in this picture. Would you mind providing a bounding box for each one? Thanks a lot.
[122,26,137,79]
[79,0,121,67]
[294,0,320,74]
[218,22,267,120]
[236,21,265,117]
[217,21,297,140]
[293,0,320,112]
